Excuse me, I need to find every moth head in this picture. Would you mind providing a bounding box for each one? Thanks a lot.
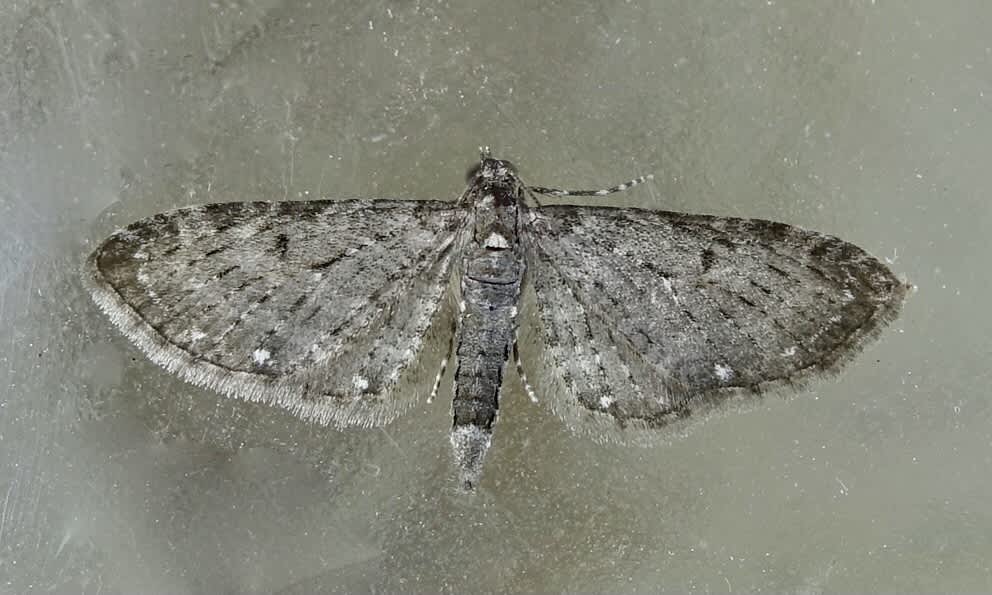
[465,155,517,184]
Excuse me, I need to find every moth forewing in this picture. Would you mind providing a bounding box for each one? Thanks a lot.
[518,204,909,446]
[84,200,470,430]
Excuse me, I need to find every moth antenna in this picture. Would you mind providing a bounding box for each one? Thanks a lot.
[529,173,654,198]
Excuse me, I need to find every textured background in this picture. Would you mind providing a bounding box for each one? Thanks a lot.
[1,1,987,592]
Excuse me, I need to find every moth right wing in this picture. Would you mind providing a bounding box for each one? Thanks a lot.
[519,204,908,444]
[85,199,469,428]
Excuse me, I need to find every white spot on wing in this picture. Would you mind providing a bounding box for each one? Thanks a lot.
[714,363,734,382]
[661,276,679,305]
[252,349,271,365]
[599,395,614,409]
[782,346,797,357]
[352,375,370,392]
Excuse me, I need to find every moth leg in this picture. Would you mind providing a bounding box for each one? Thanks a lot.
[513,332,538,403]
[429,320,457,403]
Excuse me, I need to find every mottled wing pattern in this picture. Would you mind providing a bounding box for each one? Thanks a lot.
[520,205,909,443]
[85,200,468,428]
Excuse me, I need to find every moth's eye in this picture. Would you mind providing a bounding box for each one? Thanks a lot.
[465,163,482,183]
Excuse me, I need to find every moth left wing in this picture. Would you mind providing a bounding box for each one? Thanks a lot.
[519,205,908,444]
[85,199,468,428]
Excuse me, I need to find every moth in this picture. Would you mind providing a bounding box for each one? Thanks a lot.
[84,148,909,489]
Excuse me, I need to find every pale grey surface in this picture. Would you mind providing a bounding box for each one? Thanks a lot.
[0,1,986,593]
